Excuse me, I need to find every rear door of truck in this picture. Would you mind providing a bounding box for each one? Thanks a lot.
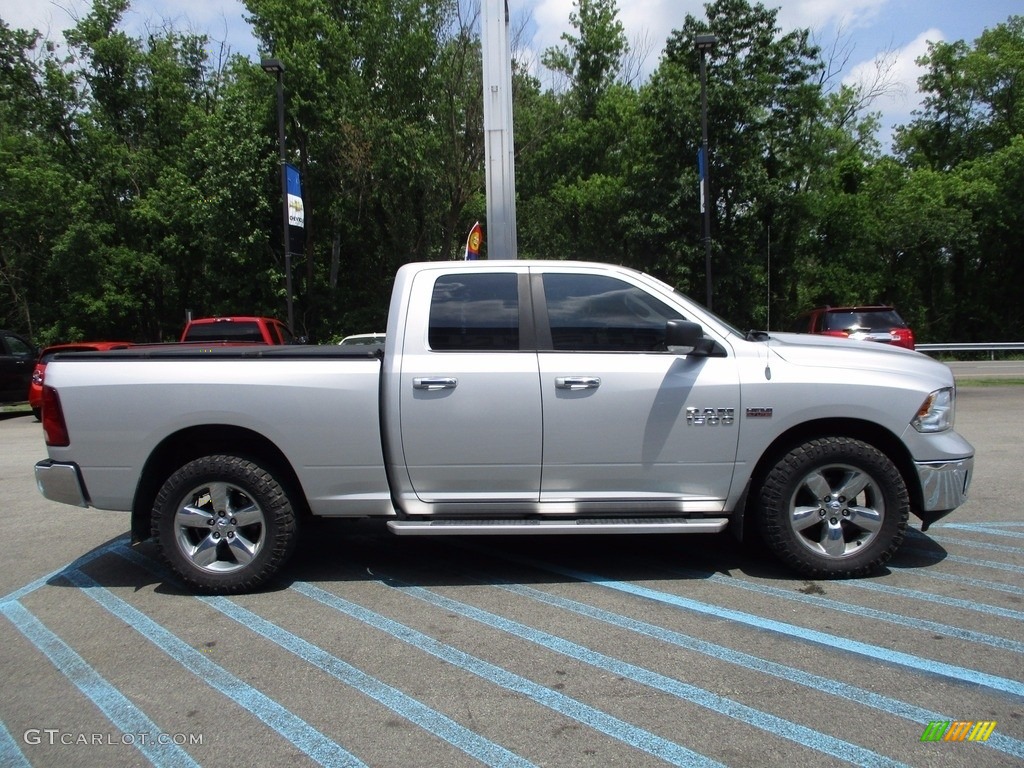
[396,265,543,504]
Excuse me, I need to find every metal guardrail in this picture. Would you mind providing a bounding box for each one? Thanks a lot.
[916,342,1024,360]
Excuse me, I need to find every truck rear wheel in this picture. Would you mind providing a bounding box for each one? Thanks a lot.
[757,437,908,578]
[152,455,297,593]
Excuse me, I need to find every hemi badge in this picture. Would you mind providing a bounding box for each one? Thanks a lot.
[746,407,773,418]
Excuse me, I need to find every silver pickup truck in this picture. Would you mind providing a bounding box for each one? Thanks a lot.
[35,261,974,593]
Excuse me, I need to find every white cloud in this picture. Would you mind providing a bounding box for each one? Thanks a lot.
[0,0,255,57]
[845,28,943,130]
[774,0,890,33]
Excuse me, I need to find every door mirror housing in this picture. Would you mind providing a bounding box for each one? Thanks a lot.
[666,319,714,356]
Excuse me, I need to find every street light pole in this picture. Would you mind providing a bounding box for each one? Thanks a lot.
[695,34,716,311]
[261,58,294,331]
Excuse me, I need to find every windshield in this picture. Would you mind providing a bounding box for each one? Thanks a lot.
[643,274,745,337]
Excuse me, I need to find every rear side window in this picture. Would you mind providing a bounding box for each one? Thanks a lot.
[184,323,263,342]
[428,273,519,351]
[542,273,683,352]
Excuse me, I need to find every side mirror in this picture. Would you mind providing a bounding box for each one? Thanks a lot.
[666,319,713,356]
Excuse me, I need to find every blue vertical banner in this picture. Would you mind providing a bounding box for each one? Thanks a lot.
[286,163,304,229]
[697,148,706,214]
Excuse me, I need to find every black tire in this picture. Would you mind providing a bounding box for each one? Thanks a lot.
[151,454,298,593]
[757,437,908,578]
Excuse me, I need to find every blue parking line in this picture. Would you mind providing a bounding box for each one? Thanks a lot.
[936,523,1024,538]
[919,532,1022,556]
[60,569,366,768]
[112,544,537,768]
[660,567,1024,654]
[0,536,130,606]
[291,581,726,768]
[901,542,1024,576]
[1,600,199,768]
[484,552,1024,700]
[476,577,1024,761]
[0,720,32,768]
[378,576,912,768]
[844,579,1024,622]
[891,566,1024,598]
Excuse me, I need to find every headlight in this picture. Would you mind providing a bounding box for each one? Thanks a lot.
[912,387,955,433]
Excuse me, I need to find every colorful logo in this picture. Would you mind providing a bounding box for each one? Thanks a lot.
[920,721,997,742]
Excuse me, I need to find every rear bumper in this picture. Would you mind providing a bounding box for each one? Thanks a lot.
[35,460,89,508]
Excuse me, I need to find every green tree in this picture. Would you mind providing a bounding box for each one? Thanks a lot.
[517,0,637,263]
[630,0,828,327]
[896,16,1024,169]
[0,21,80,338]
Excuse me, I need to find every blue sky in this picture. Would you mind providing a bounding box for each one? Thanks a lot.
[1,0,1019,150]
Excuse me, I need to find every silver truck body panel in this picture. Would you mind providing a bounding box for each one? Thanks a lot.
[42,357,393,516]
[38,260,973,529]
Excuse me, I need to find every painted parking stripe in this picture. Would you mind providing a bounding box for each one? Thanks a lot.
[892,566,1024,599]
[0,537,129,606]
[291,581,726,768]
[468,576,1024,761]
[936,523,1024,539]
[900,544,1024,576]
[480,551,1024,699]
[1,601,199,768]
[920,532,1022,556]
[378,575,912,768]
[60,569,366,768]
[909,528,1019,561]
[112,545,537,768]
[843,579,1024,622]
[659,567,1024,654]
[0,719,33,768]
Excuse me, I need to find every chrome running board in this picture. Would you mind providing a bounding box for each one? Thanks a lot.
[387,517,728,536]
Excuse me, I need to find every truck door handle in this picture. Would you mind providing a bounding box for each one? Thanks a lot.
[413,377,458,391]
[555,376,601,390]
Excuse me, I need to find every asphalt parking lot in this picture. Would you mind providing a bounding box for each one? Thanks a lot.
[1,384,1022,767]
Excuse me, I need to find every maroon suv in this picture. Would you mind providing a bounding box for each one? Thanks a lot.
[790,306,915,350]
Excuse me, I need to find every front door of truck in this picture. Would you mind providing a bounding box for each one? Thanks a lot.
[398,269,542,506]
[534,270,740,513]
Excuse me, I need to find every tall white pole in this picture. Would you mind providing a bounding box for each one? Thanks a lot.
[481,0,518,259]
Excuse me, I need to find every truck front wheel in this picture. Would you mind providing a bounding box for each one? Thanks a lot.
[152,455,297,593]
[757,437,909,578]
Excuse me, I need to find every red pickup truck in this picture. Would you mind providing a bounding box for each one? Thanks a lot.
[180,317,297,345]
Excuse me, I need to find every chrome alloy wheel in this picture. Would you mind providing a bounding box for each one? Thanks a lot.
[787,462,885,558]
[173,481,267,573]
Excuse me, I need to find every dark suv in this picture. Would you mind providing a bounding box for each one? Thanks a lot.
[789,306,915,350]
[1,330,38,405]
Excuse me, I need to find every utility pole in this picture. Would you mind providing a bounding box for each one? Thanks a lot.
[261,58,295,330]
[696,34,717,311]
[481,0,518,259]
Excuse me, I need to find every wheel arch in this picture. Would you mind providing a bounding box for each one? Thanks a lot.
[736,417,920,538]
[131,425,308,543]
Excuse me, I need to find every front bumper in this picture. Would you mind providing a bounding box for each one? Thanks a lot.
[914,455,973,529]
[35,459,90,508]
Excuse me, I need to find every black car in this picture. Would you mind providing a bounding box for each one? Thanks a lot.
[0,330,38,405]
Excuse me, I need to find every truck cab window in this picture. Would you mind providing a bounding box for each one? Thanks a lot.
[542,273,683,352]
[429,273,519,351]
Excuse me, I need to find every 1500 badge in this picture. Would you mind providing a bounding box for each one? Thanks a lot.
[686,407,735,425]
